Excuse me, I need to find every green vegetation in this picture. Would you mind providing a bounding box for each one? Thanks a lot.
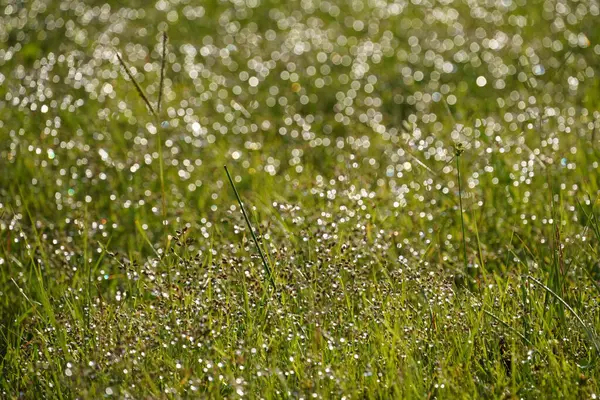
[1,0,600,398]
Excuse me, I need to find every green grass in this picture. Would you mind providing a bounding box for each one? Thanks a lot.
[1,0,600,398]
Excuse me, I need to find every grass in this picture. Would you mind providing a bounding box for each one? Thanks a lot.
[1,0,600,398]
[224,165,277,292]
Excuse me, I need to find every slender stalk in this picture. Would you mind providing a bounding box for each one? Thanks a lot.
[84,204,91,333]
[155,120,167,232]
[116,44,167,234]
[157,31,168,115]
[156,32,168,232]
[224,166,277,291]
[456,152,468,274]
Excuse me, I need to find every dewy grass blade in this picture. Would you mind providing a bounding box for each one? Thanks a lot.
[224,166,277,291]
[455,144,469,276]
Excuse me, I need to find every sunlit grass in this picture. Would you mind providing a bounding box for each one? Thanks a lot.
[1,0,600,398]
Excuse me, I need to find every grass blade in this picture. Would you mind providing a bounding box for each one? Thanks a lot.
[483,309,535,349]
[527,275,600,355]
[455,145,469,276]
[224,166,277,291]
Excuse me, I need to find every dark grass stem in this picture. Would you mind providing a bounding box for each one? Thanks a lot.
[115,52,156,117]
[157,31,167,115]
[224,166,277,291]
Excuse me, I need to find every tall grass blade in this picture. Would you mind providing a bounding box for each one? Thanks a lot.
[224,166,277,291]
[455,146,469,276]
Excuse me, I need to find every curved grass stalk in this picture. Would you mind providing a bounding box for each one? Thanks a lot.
[527,275,600,355]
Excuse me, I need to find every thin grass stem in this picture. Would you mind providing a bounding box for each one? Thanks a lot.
[157,31,167,114]
[456,152,468,274]
[116,45,168,235]
[224,165,277,291]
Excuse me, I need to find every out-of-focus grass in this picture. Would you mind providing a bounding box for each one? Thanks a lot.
[1,0,600,398]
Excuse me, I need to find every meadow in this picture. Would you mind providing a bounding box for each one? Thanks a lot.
[1,0,600,398]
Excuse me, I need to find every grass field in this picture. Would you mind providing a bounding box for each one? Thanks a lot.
[2,0,600,398]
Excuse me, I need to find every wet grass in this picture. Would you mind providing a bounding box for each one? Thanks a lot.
[1,0,600,398]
